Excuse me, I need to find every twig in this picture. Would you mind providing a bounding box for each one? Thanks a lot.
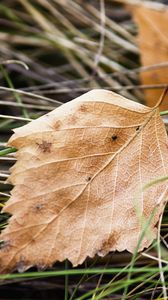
[36,84,168,95]
[93,0,105,74]
[142,253,168,265]
[0,114,32,122]
[0,173,9,178]
[0,100,55,111]
[0,192,10,197]
[115,0,167,10]
[0,86,62,105]
[1,60,29,70]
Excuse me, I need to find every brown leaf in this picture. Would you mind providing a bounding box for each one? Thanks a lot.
[0,89,168,273]
[131,5,168,111]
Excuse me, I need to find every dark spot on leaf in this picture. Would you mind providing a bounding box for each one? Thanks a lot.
[98,231,118,256]
[35,203,44,211]
[36,141,52,153]
[87,176,92,182]
[52,120,61,130]
[68,114,78,125]
[136,126,140,131]
[30,237,36,244]
[79,104,88,113]
[128,208,136,217]
[111,135,117,141]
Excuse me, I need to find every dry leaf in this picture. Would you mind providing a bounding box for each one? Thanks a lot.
[0,89,168,273]
[131,5,168,111]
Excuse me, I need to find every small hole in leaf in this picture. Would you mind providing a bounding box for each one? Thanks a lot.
[111,135,117,141]
[136,126,140,131]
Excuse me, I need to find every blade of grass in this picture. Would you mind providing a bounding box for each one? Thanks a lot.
[0,64,29,118]
[0,148,17,156]
[121,207,157,299]
[64,260,69,300]
[160,111,168,116]
[1,266,168,280]
[157,214,167,300]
